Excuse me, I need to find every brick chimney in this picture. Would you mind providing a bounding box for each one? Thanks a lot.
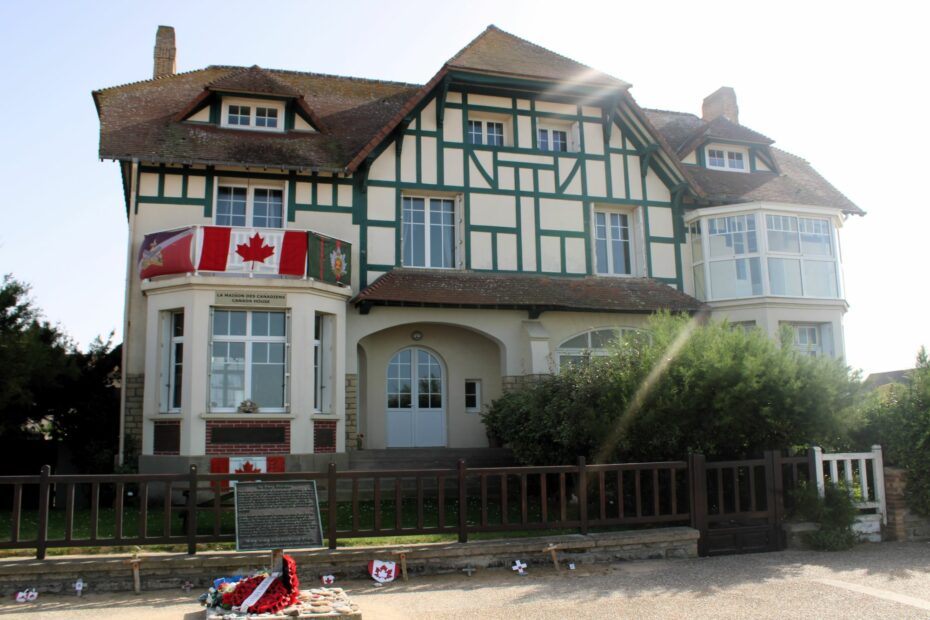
[153,25,176,79]
[702,86,738,125]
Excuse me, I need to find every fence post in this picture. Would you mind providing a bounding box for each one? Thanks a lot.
[688,453,707,556]
[36,465,51,560]
[328,462,338,550]
[765,450,786,549]
[810,446,825,497]
[577,456,588,535]
[457,459,468,543]
[871,445,887,526]
[186,464,198,555]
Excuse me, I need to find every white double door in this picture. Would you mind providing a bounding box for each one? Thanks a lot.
[386,347,446,447]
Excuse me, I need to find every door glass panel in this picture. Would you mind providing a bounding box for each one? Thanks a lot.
[387,349,412,408]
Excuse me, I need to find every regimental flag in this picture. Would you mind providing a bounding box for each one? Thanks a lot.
[368,560,399,584]
[198,227,308,276]
[308,232,350,285]
[138,227,195,279]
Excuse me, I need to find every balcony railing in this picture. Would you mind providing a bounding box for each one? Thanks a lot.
[138,226,351,287]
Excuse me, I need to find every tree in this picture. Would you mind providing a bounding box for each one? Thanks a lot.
[483,312,860,465]
[0,275,75,438]
[856,348,930,515]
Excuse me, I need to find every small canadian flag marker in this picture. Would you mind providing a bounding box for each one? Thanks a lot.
[321,575,335,585]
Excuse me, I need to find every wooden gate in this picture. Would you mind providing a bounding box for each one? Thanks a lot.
[689,452,787,556]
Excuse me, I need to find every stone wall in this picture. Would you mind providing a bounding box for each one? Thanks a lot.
[123,373,145,460]
[0,528,698,595]
[344,374,358,449]
[884,467,930,542]
[501,374,548,392]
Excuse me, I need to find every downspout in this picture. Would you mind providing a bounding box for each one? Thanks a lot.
[117,158,139,467]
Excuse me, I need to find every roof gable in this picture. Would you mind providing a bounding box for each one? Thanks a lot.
[447,25,628,88]
[207,65,302,97]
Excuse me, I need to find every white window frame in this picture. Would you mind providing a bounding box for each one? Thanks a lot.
[689,207,843,302]
[705,145,749,172]
[784,322,834,358]
[160,310,184,413]
[464,379,481,413]
[208,308,290,413]
[764,214,839,299]
[556,327,642,371]
[592,207,637,276]
[401,195,457,269]
[313,313,334,413]
[220,97,286,133]
[467,119,506,147]
[537,123,574,153]
[214,179,287,229]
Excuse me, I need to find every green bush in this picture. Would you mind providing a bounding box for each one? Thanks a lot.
[484,312,860,464]
[855,348,930,516]
[791,482,859,551]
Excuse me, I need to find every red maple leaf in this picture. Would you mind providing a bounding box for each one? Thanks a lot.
[234,461,262,474]
[236,233,275,263]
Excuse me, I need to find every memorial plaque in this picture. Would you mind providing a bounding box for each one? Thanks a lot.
[235,481,324,551]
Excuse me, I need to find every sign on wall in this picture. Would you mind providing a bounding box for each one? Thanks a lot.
[214,291,287,307]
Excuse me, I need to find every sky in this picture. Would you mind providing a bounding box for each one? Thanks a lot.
[0,0,927,376]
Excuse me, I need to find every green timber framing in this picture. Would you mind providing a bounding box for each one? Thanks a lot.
[130,70,698,292]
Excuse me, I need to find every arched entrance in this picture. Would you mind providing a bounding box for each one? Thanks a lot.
[386,347,446,447]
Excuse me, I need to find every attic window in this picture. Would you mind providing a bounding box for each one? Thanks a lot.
[220,97,285,132]
[706,146,748,172]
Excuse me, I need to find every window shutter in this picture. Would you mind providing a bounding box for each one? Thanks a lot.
[571,122,581,152]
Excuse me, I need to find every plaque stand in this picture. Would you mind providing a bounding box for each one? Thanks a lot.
[271,548,284,573]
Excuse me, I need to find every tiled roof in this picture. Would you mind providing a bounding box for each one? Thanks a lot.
[644,109,772,157]
[352,269,704,314]
[94,67,421,170]
[645,109,862,214]
[207,65,302,97]
[686,148,864,214]
[446,25,629,88]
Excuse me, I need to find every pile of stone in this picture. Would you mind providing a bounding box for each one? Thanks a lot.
[204,587,360,618]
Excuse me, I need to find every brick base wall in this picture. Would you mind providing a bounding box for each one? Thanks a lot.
[205,421,290,455]
[884,467,930,541]
[314,420,337,453]
[123,373,145,459]
[152,420,181,455]
[345,374,358,449]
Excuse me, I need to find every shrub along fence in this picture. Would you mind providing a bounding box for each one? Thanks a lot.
[0,450,871,560]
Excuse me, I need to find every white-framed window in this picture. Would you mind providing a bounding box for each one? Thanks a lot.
[467,120,505,146]
[538,126,569,152]
[401,196,455,268]
[594,209,633,275]
[313,313,334,413]
[785,323,834,357]
[465,379,481,413]
[765,215,838,298]
[706,146,748,172]
[556,327,642,370]
[210,309,289,412]
[220,98,285,132]
[161,310,184,412]
[690,210,842,302]
[705,214,763,299]
[215,181,285,229]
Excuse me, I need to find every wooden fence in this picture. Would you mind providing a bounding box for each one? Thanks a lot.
[0,451,842,559]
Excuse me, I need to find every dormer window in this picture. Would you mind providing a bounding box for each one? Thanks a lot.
[220,98,285,132]
[706,146,749,172]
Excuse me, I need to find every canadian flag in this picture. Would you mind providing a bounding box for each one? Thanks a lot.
[198,227,308,276]
[368,560,399,584]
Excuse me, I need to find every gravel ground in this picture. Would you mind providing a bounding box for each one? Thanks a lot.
[1,542,928,619]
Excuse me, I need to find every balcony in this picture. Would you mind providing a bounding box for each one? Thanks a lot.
[137,225,351,287]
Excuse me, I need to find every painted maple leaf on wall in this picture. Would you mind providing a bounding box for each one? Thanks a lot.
[236,233,275,263]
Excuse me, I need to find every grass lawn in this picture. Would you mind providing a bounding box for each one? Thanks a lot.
[0,494,583,557]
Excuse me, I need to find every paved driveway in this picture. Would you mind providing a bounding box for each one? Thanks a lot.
[2,542,928,619]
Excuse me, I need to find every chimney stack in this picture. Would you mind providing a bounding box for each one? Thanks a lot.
[153,25,176,79]
[702,86,739,125]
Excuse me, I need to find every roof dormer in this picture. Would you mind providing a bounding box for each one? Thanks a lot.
[177,65,325,133]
